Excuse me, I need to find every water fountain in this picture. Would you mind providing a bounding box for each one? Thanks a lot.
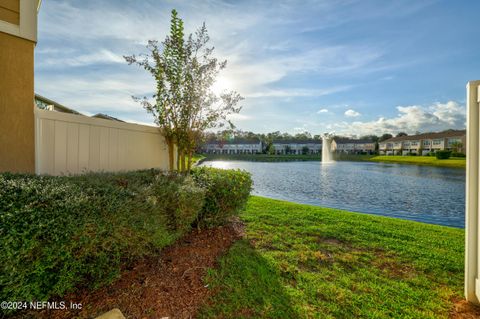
[322,133,334,163]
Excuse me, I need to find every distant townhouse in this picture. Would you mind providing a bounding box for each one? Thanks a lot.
[331,138,375,154]
[35,94,82,115]
[272,140,322,155]
[378,130,466,155]
[202,138,262,154]
[35,94,124,122]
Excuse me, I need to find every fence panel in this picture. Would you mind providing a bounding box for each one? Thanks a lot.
[35,108,172,175]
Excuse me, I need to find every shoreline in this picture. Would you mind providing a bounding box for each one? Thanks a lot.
[251,195,464,229]
[199,154,466,168]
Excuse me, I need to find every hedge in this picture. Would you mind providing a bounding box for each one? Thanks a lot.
[191,167,253,227]
[0,168,251,305]
[435,150,452,159]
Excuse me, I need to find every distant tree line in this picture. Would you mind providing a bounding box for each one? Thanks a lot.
[203,130,400,143]
[200,129,463,154]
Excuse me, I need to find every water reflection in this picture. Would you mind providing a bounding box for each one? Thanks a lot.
[201,161,466,228]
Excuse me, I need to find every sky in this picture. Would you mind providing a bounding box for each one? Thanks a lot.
[35,0,480,136]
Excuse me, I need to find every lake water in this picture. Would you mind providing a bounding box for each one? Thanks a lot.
[200,160,466,228]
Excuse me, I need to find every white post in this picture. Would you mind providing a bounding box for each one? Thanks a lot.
[466,80,480,303]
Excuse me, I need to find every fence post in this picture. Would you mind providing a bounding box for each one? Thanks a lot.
[466,80,480,303]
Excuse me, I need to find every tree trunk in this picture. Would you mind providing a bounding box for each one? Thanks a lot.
[167,138,175,171]
[176,148,181,172]
[187,151,192,172]
[179,150,186,172]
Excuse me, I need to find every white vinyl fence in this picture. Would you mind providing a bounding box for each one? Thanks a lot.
[466,80,480,303]
[34,108,174,175]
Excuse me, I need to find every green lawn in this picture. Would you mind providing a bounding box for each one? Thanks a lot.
[199,196,464,319]
[192,154,206,165]
[370,155,466,168]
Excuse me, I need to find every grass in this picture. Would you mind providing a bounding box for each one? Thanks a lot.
[333,154,376,162]
[199,196,464,319]
[370,155,466,168]
[192,154,206,165]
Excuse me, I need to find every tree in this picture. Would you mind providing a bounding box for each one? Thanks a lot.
[125,9,242,172]
[450,141,463,153]
[379,133,393,142]
[285,145,292,154]
[267,144,275,155]
[124,10,185,170]
[396,132,408,137]
[302,146,310,155]
[360,135,379,142]
[180,23,243,170]
[295,132,312,140]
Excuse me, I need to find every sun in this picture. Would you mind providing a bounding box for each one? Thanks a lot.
[211,75,233,95]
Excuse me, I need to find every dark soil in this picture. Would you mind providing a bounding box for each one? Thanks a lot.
[451,299,480,318]
[16,220,243,319]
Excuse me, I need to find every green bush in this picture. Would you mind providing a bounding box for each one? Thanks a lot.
[0,170,204,304]
[435,150,452,159]
[0,167,251,306]
[451,152,466,158]
[191,167,252,228]
[147,173,205,233]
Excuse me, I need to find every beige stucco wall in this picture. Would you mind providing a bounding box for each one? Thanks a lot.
[0,0,20,25]
[0,30,35,173]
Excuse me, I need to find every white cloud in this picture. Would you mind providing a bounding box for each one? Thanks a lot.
[227,113,251,121]
[246,86,351,98]
[317,108,329,113]
[293,126,309,132]
[345,109,361,117]
[39,49,124,68]
[430,101,465,126]
[335,101,465,135]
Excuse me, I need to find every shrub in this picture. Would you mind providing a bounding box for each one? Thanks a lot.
[191,167,252,228]
[436,150,452,159]
[0,170,203,304]
[0,167,250,305]
[147,173,205,233]
[451,152,466,158]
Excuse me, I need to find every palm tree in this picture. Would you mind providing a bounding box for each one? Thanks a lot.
[450,141,463,153]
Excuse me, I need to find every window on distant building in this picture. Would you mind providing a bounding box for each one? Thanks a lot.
[433,139,443,145]
[448,138,462,145]
[423,140,431,146]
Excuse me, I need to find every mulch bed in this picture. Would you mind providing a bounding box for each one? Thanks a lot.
[10,219,480,319]
[451,299,480,319]
[16,220,244,319]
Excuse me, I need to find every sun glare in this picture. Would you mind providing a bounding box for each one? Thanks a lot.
[211,76,233,95]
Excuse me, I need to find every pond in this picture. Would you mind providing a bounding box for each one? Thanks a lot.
[200,160,466,228]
